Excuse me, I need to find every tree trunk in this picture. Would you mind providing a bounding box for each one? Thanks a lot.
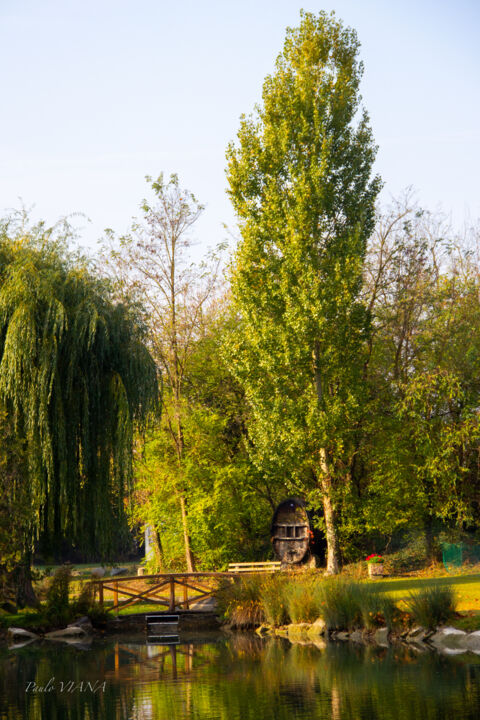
[152,526,165,572]
[179,493,196,572]
[320,448,340,574]
[11,554,38,609]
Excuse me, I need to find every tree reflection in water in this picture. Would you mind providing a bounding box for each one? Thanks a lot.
[1,634,480,719]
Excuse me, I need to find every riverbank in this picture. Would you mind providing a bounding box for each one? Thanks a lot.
[216,571,480,641]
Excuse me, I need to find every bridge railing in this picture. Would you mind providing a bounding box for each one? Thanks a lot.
[91,572,233,615]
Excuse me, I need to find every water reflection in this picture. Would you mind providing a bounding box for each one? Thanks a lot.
[1,633,480,719]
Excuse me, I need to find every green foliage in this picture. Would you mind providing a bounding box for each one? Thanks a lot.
[129,300,280,571]
[384,534,431,574]
[406,584,457,629]
[217,573,403,632]
[70,580,96,616]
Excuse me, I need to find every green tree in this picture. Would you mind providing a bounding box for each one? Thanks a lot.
[102,175,224,571]
[225,11,381,573]
[349,199,480,557]
[0,212,157,602]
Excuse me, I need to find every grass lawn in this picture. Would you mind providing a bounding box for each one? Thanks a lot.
[370,572,480,631]
[373,572,480,609]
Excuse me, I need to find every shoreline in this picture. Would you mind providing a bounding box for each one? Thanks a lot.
[249,621,480,654]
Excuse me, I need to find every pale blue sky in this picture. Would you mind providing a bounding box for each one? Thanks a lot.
[1,0,479,254]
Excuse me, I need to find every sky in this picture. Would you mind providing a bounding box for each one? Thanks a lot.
[0,0,479,256]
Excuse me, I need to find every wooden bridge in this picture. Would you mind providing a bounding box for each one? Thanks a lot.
[91,563,283,616]
[92,572,232,615]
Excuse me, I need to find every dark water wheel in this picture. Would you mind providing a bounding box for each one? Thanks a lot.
[271,498,312,566]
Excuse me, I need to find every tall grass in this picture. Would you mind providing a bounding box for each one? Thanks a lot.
[406,584,457,629]
[259,575,290,626]
[319,578,363,630]
[285,579,323,623]
[359,587,399,630]
[216,575,266,628]
[216,573,442,634]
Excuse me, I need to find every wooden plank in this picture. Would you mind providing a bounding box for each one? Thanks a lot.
[228,561,281,573]
[101,580,170,598]
[228,561,280,563]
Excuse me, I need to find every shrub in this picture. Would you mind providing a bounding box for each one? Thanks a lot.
[385,534,430,573]
[71,580,96,616]
[406,583,457,629]
[44,565,72,624]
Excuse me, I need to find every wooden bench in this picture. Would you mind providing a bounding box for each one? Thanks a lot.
[227,561,281,573]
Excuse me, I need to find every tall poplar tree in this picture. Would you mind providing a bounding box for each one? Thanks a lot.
[226,11,381,572]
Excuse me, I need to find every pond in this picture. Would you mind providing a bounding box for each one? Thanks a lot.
[1,633,480,719]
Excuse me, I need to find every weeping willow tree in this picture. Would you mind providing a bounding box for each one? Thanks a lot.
[0,212,157,603]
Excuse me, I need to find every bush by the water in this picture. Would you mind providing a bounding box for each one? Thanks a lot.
[406,584,457,629]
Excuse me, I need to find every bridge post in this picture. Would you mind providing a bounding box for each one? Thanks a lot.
[183,580,189,610]
[113,581,119,616]
[98,582,104,608]
[169,575,175,611]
